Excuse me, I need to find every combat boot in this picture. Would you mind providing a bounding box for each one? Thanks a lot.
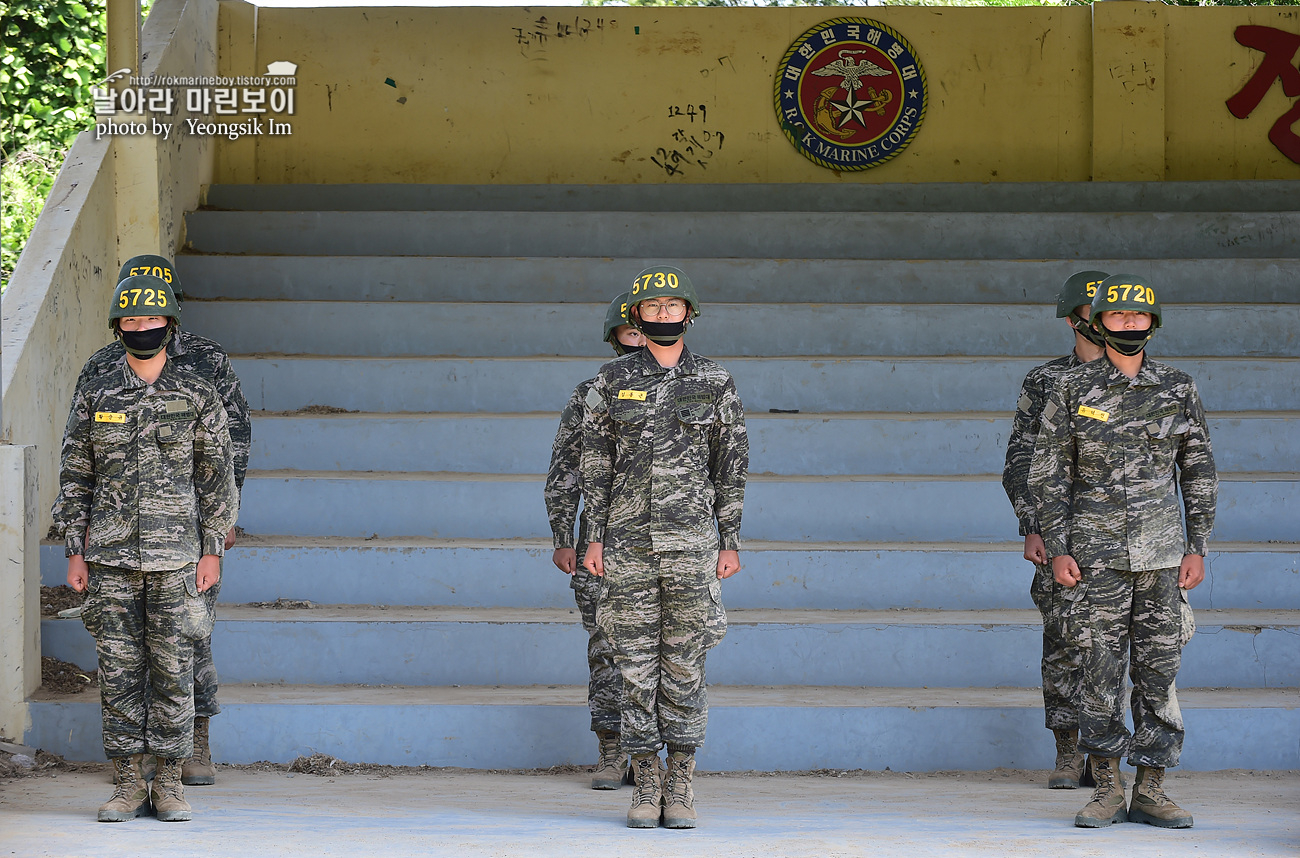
[591,730,629,790]
[626,753,664,829]
[662,749,698,829]
[1074,756,1128,828]
[1048,729,1087,789]
[1129,765,1194,828]
[97,755,151,822]
[151,757,193,822]
[182,716,216,786]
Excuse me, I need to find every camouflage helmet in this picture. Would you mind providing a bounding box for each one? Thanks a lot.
[109,274,181,327]
[1089,274,1162,329]
[1091,274,1161,356]
[627,265,700,321]
[1056,271,1109,319]
[1057,270,1109,348]
[603,290,644,357]
[118,254,183,303]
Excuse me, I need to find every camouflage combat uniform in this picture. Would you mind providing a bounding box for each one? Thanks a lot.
[51,355,238,759]
[1029,355,1216,767]
[544,378,623,733]
[1002,352,1085,731]
[581,347,747,755]
[76,330,250,719]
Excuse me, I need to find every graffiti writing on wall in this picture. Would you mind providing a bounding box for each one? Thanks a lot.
[1226,26,1300,164]
[652,104,725,177]
[513,16,618,56]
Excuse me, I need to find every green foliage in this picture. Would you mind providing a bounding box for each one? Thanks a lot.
[1,0,106,286]
[1,0,106,151]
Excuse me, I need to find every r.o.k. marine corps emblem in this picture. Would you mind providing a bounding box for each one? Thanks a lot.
[775,18,928,171]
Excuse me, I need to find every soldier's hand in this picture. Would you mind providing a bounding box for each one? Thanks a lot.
[1051,555,1082,588]
[1023,534,1047,565]
[197,554,222,592]
[224,526,238,551]
[583,543,605,577]
[717,550,741,579]
[1179,554,1206,590]
[67,555,89,593]
[552,548,577,575]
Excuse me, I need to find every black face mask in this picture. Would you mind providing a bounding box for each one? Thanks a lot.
[613,343,646,357]
[118,324,173,358]
[1070,313,1107,348]
[638,319,687,346]
[1100,324,1152,357]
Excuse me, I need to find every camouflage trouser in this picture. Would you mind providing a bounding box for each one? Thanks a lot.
[571,567,623,733]
[192,561,221,718]
[85,563,202,760]
[596,548,727,756]
[1029,562,1083,731]
[1066,566,1189,768]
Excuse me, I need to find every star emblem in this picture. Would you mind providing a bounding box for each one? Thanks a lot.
[831,95,870,129]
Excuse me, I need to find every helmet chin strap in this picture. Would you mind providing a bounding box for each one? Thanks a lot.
[1100,323,1152,357]
[1070,314,1106,348]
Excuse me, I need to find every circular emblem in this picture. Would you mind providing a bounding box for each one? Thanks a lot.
[774,17,928,172]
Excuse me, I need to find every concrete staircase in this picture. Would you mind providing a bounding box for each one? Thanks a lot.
[34,183,1299,770]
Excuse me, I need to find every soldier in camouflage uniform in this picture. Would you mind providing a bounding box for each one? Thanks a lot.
[545,291,644,790]
[581,265,747,830]
[75,255,251,787]
[1002,271,1107,789]
[1030,275,1216,830]
[51,274,238,822]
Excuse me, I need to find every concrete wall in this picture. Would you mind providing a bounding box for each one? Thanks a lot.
[0,447,39,742]
[213,3,1300,184]
[0,0,218,737]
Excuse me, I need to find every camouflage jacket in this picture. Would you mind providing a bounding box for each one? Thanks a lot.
[1029,355,1218,571]
[581,346,748,553]
[1002,352,1084,536]
[76,329,251,490]
[545,378,594,551]
[51,355,239,570]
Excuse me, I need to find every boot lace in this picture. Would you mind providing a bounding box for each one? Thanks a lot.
[597,734,622,768]
[156,758,184,800]
[1088,760,1116,801]
[108,758,137,801]
[665,755,693,808]
[631,758,659,807]
[1140,768,1171,804]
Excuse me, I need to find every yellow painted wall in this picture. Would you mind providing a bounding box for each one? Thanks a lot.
[207,3,1300,183]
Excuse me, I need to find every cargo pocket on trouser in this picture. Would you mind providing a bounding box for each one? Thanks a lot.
[1177,587,1195,648]
[702,578,728,650]
[181,571,215,641]
[1058,581,1091,650]
[79,570,103,640]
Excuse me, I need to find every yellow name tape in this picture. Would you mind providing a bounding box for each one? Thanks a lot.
[617,389,648,401]
[95,412,127,424]
[1077,405,1110,422]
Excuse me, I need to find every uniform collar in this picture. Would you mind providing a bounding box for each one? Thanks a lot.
[1103,353,1161,388]
[117,355,181,390]
[635,343,697,377]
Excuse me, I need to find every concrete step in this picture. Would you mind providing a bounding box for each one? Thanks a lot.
[232,472,1297,543]
[185,301,1300,359]
[40,540,1300,612]
[241,412,1300,476]
[26,684,1298,770]
[40,607,1300,689]
[179,255,1300,304]
[202,180,1300,213]
[229,356,1300,414]
[184,210,1300,259]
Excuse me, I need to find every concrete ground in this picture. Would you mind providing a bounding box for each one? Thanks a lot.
[1,767,1296,857]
